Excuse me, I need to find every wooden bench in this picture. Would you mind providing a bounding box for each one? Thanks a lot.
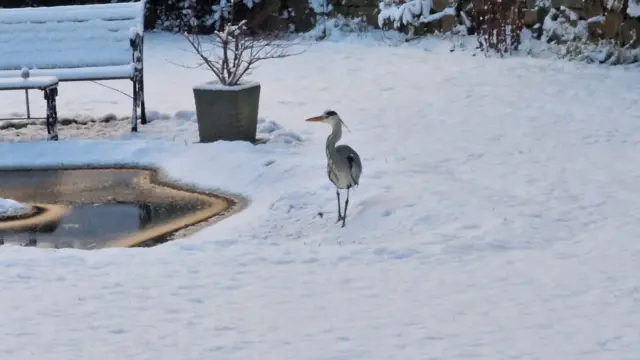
[0,1,147,140]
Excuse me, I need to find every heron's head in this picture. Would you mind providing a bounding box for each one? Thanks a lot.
[305,110,348,130]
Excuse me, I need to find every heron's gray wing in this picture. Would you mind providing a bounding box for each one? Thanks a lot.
[335,145,362,185]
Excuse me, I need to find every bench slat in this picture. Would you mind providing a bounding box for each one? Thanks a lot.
[0,76,58,91]
[0,19,138,70]
[0,65,135,82]
[0,2,144,24]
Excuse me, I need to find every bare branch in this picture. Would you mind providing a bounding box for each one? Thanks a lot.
[167,59,206,69]
[182,32,225,83]
[174,20,306,86]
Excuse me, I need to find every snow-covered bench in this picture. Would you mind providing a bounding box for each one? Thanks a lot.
[0,1,147,140]
[0,76,60,140]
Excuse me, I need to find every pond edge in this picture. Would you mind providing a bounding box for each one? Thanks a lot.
[0,164,249,248]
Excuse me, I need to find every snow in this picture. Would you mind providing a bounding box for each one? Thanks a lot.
[1,31,640,359]
[560,6,579,21]
[0,76,58,91]
[543,8,588,43]
[379,0,432,28]
[129,26,143,40]
[0,1,144,71]
[308,0,333,14]
[420,7,456,24]
[629,0,640,17]
[588,15,606,23]
[0,1,145,24]
[0,198,27,218]
[193,80,261,91]
[0,65,135,82]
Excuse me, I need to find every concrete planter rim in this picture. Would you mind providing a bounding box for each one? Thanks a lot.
[193,80,261,91]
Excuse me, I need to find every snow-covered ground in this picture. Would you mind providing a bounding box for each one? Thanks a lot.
[1,31,640,359]
[0,198,27,218]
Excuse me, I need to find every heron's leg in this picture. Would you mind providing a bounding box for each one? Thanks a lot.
[336,189,343,222]
[342,188,350,228]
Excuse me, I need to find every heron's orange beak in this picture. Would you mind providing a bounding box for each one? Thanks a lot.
[305,116,325,122]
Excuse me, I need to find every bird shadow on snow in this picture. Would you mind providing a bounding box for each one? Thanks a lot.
[262,186,369,246]
[264,184,428,247]
[265,177,528,257]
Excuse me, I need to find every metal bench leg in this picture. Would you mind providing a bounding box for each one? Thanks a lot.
[25,89,31,119]
[44,86,59,141]
[131,78,138,132]
[139,73,147,125]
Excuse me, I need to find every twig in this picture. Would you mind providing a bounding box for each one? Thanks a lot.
[90,81,133,99]
[178,20,304,86]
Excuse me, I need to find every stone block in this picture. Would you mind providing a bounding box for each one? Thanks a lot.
[523,9,540,25]
[587,19,605,40]
[474,0,486,10]
[602,10,622,38]
[358,7,380,27]
[551,0,584,8]
[581,0,604,18]
[439,14,458,32]
[289,1,315,32]
[604,0,624,11]
[341,0,378,6]
[621,19,640,47]
[432,0,452,11]
[413,20,440,35]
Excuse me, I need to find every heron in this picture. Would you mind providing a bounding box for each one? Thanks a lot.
[306,110,362,228]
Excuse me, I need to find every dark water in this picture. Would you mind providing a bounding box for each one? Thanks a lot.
[0,169,213,250]
[0,202,203,249]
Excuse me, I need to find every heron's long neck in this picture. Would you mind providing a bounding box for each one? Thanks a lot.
[326,122,342,156]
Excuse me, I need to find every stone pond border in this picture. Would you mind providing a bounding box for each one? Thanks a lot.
[0,164,248,248]
[0,203,70,232]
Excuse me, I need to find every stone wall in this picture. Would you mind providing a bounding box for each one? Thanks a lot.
[521,0,640,47]
[283,0,640,48]
[285,0,460,35]
[331,0,380,27]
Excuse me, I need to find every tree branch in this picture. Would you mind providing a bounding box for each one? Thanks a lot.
[177,21,306,86]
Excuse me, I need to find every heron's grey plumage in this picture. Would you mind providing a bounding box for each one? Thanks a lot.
[332,145,362,188]
[306,109,362,228]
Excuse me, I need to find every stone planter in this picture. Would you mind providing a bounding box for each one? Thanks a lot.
[193,81,261,143]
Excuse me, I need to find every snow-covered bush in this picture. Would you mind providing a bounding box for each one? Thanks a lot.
[542,7,588,44]
[181,20,303,85]
[308,0,334,15]
[154,0,262,33]
[605,0,624,11]
[552,38,640,64]
[473,0,526,56]
[304,14,373,40]
[538,13,639,65]
[535,0,551,8]
[378,0,433,29]
[308,0,335,39]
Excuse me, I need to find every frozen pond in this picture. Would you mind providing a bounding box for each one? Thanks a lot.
[0,168,229,249]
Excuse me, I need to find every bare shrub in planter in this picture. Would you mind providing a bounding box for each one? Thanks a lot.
[181,20,302,143]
